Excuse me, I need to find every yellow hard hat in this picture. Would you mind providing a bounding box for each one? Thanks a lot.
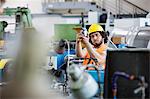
[88,23,104,35]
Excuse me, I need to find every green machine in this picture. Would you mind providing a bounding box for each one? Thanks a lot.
[0,21,8,40]
[3,7,33,28]
[0,7,33,40]
[54,24,81,41]
[3,7,32,27]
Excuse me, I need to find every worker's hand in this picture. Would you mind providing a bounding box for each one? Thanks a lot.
[81,36,89,45]
[76,30,89,44]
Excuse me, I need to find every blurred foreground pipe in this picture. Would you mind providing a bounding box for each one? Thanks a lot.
[68,64,98,99]
[1,28,65,99]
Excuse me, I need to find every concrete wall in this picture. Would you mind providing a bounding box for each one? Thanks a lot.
[32,15,65,40]
[32,15,86,40]
[127,0,150,12]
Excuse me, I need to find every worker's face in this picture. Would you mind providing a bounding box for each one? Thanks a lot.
[90,32,103,47]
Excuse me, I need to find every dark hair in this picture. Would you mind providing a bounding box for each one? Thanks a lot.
[89,31,108,45]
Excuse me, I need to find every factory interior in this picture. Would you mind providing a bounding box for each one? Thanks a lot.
[0,0,150,99]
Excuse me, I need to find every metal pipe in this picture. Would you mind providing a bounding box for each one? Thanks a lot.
[112,71,148,99]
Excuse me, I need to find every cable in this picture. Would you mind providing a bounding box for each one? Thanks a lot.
[63,39,70,95]
[112,71,148,99]
[107,36,118,49]
[112,72,134,99]
[65,39,70,69]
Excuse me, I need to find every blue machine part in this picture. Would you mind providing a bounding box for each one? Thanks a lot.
[117,44,127,48]
[87,70,104,83]
[57,49,75,69]
[87,70,105,96]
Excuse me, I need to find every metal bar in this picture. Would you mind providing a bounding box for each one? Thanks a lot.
[118,0,121,14]
[115,0,118,15]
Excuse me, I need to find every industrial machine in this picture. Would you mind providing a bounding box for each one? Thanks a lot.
[104,49,150,99]
[112,18,150,48]
[2,7,32,28]
[128,27,150,48]
[0,21,8,40]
